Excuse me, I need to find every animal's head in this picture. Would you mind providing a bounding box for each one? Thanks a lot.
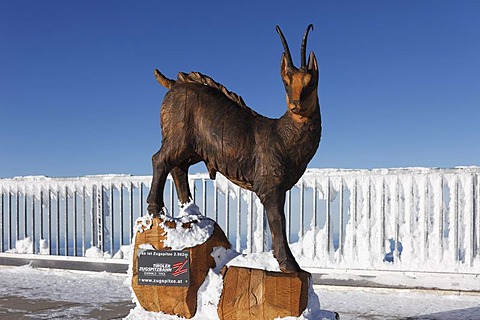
[276,24,318,120]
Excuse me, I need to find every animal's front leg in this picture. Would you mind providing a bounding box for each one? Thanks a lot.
[261,190,301,273]
[147,149,168,216]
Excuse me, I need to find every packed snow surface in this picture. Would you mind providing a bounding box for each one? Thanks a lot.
[6,237,34,254]
[160,203,216,250]
[133,203,215,251]
[84,246,112,258]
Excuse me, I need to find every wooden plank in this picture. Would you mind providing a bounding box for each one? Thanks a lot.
[218,266,310,320]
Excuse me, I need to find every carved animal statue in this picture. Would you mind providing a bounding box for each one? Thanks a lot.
[147,25,321,273]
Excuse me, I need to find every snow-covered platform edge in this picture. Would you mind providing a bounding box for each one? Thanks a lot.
[1,252,478,294]
[0,252,129,273]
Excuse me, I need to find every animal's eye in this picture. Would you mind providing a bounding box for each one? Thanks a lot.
[300,84,314,100]
[302,74,312,86]
[286,86,292,95]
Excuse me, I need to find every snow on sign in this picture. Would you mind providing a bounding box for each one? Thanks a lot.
[137,250,190,287]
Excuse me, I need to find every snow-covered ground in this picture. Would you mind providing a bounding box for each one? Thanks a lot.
[0,265,131,319]
[318,286,480,320]
[0,265,479,320]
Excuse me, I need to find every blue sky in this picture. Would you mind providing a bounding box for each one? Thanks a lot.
[1,1,479,178]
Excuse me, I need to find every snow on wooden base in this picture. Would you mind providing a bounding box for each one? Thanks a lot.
[218,266,310,320]
[131,216,231,319]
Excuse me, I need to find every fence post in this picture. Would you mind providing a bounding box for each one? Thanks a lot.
[352,178,357,257]
[225,185,230,239]
[1,190,4,252]
[326,178,332,258]
[286,189,291,243]
[213,182,219,224]
[119,184,124,247]
[438,176,444,260]
[338,179,344,258]
[202,179,207,215]
[56,190,60,255]
[453,175,459,262]
[394,177,400,263]
[32,194,36,254]
[40,190,44,250]
[299,181,305,240]
[65,186,69,256]
[236,186,241,251]
[475,173,480,262]
[423,175,429,261]
[48,190,52,255]
[82,186,86,256]
[97,185,105,252]
[73,189,78,256]
[248,191,254,253]
[109,184,114,256]
[139,182,144,217]
[380,178,386,260]
[15,190,19,248]
[129,182,134,241]
[24,191,27,240]
[8,191,12,251]
[312,179,317,259]
[366,177,372,257]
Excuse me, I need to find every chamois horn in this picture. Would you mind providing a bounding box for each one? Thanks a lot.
[301,24,314,69]
[276,25,293,68]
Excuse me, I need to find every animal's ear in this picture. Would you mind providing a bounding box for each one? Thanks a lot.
[307,52,318,74]
[280,53,289,79]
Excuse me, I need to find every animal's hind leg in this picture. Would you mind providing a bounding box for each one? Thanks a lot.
[170,165,192,207]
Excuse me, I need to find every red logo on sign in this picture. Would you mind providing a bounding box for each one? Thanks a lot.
[172,260,188,277]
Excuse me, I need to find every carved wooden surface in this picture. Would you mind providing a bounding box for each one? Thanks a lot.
[131,216,230,319]
[218,266,311,320]
[147,25,320,273]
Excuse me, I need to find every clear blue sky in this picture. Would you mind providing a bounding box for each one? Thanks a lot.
[1,1,479,178]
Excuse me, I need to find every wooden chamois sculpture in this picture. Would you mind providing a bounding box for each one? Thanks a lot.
[147,25,321,273]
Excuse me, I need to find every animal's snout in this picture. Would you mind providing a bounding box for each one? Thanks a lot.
[290,100,302,113]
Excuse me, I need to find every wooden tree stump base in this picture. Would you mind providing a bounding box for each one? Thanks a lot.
[131,215,231,319]
[218,266,311,320]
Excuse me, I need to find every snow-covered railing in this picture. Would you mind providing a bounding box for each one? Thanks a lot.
[0,175,150,257]
[0,167,479,273]
[292,167,480,273]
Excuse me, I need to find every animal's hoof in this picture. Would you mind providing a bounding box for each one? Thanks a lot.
[147,204,162,217]
[278,259,302,273]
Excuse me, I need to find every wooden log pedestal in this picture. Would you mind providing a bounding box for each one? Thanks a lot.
[131,215,231,319]
[217,266,311,320]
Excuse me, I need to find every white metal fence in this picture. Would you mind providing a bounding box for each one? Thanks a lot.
[0,167,479,273]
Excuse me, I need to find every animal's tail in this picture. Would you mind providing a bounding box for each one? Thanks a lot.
[154,69,175,89]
